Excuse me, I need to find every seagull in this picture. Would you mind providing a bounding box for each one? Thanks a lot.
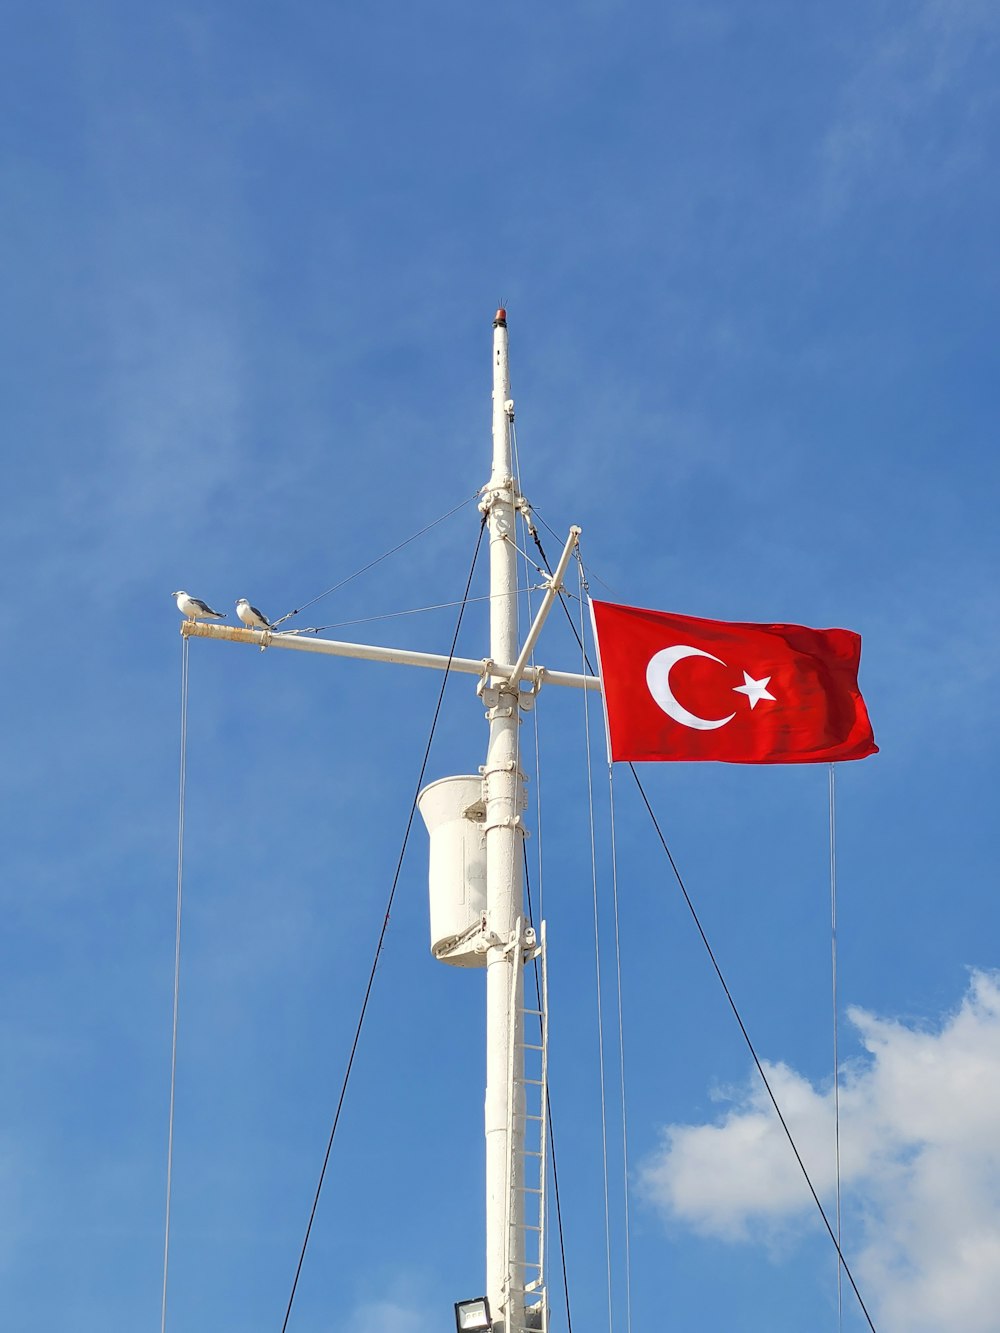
[236,598,272,631]
[173,591,225,621]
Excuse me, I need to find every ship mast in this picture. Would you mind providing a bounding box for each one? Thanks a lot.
[181,309,592,1332]
[481,306,527,1325]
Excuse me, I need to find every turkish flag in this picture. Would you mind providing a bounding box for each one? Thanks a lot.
[590,599,877,764]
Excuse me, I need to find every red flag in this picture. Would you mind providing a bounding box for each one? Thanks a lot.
[590,599,877,764]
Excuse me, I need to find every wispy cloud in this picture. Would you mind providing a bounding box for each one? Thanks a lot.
[639,970,1000,1330]
[820,0,1000,214]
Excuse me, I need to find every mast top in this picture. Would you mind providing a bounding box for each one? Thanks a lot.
[493,307,507,327]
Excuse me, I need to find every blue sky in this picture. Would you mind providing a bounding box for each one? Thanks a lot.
[3,1,999,1329]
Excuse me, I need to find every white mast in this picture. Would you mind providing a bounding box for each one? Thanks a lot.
[180,309,590,1331]
[480,306,526,1326]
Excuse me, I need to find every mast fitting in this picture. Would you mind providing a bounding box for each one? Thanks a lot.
[478,479,518,518]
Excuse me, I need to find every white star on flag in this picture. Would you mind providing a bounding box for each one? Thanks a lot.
[732,671,775,709]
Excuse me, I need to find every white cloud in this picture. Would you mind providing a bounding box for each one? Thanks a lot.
[639,971,1000,1331]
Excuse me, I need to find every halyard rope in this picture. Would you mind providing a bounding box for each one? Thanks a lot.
[580,547,634,1333]
[830,763,844,1330]
[510,421,546,925]
[607,760,633,1333]
[579,565,616,1333]
[161,633,189,1333]
[512,421,575,1331]
[522,844,574,1333]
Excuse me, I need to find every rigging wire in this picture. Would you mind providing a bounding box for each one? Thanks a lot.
[530,507,620,599]
[578,548,634,1333]
[830,763,844,1331]
[512,422,570,1332]
[285,584,545,636]
[278,516,487,1333]
[523,843,574,1333]
[161,633,189,1333]
[527,524,880,1333]
[578,569,616,1333]
[606,764,634,1333]
[510,425,547,928]
[270,491,479,630]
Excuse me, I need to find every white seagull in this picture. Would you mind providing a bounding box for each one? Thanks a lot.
[173,591,225,621]
[236,598,272,631]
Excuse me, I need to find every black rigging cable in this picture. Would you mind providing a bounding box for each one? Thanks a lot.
[278,515,487,1333]
[527,525,880,1333]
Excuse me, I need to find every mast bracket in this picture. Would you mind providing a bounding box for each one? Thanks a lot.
[518,666,546,705]
[478,476,518,519]
[481,758,527,779]
[483,813,529,838]
[501,920,536,960]
[484,700,517,721]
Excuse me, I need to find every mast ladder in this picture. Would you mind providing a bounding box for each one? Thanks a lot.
[503,918,549,1333]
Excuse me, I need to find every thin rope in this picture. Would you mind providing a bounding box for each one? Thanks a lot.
[161,634,189,1333]
[607,763,633,1333]
[530,508,620,598]
[271,491,479,629]
[278,518,486,1332]
[830,763,844,1330]
[523,844,574,1333]
[294,584,544,636]
[510,425,545,928]
[579,575,615,1333]
[577,544,634,1333]
[513,424,563,1333]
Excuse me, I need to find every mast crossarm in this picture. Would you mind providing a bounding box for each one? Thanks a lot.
[180,619,600,691]
[506,526,581,691]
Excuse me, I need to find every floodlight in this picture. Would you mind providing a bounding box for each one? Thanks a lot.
[454,1296,492,1331]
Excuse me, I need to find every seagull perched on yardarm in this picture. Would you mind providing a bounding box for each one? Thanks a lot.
[173,591,225,621]
[236,598,272,631]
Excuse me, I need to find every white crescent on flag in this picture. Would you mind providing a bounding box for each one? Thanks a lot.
[645,645,737,731]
